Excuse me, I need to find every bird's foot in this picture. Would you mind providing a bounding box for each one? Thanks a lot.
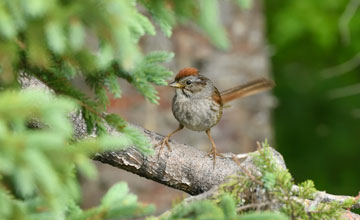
[154,136,172,159]
[207,148,224,167]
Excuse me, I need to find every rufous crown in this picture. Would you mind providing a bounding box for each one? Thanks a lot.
[175,67,199,81]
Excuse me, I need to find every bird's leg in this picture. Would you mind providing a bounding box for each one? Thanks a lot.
[205,129,224,166]
[155,124,184,158]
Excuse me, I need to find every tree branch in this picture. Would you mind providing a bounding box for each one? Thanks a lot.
[20,76,360,218]
[70,110,360,214]
[93,118,244,195]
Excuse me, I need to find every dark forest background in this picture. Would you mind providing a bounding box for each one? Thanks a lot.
[266,0,360,198]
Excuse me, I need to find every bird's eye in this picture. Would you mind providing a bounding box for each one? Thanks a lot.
[186,80,192,85]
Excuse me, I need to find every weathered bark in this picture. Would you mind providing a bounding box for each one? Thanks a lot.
[92,128,284,195]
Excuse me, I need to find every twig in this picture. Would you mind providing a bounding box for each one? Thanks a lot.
[292,186,360,209]
[232,153,262,185]
[236,153,249,159]
[306,193,322,212]
[237,202,271,212]
[239,163,263,186]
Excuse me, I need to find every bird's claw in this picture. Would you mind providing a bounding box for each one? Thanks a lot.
[206,148,224,167]
[154,136,172,159]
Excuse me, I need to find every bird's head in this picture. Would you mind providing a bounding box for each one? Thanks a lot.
[168,67,210,94]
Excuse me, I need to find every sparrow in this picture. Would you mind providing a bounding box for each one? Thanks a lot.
[155,67,274,165]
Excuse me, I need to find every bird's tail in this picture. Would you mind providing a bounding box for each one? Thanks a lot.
[220,78,275,103]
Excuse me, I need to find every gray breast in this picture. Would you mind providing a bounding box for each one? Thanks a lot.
[172,92,223,131]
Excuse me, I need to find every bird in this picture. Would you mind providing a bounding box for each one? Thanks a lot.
[155,67,274,165]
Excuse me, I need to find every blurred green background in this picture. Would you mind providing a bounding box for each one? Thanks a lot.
[265,0,360,198]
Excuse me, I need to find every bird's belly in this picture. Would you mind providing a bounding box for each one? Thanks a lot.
[172,98,222,131]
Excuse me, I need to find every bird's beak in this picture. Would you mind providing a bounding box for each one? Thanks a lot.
[168,81,183,88]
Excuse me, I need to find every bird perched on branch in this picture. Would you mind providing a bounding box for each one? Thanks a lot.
[155,67,274,166]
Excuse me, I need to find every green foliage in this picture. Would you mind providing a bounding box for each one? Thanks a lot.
[140,0,175,38]
[0,0,174,137]
[197,0,229,49]
[219,194,237,219]
[68,182,154,220]
[0,0,244,139]
[154,193,288,220]
[236,0,253,9]
[167,199,225,220]
[139,0,235,49]
[251,144,320,219]
[218,142,357,219]
[131,51,174,104]
[238,211,289,220]
[0,90,153,220]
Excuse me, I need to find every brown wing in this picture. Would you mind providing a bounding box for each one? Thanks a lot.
[220,78,274,103]
[212,87,223,106]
